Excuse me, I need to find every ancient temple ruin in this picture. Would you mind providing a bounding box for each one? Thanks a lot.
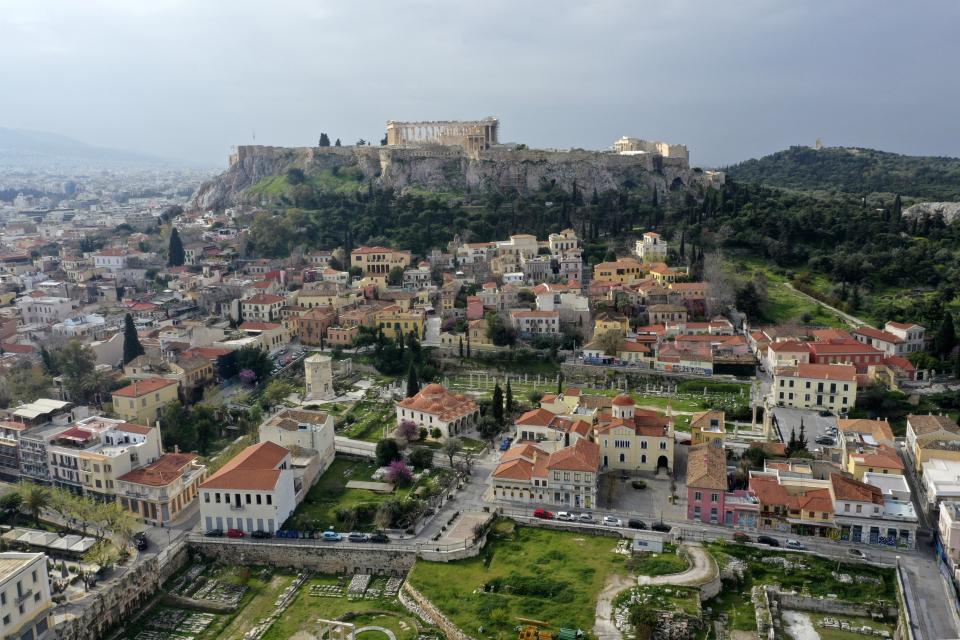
[386,117,500,154]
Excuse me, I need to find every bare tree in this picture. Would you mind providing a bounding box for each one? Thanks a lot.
[703,250,735,316]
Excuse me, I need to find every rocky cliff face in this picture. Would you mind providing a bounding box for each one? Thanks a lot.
[903,201,960,225]
[191,144,722,210]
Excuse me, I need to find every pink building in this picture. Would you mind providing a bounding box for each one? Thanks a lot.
[686,443,759,528]
[466,296,485,321]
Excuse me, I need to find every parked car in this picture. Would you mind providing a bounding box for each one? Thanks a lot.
[133,532,148,551]
[785,539,805,550]
[226,528,245,538]
[847,548,868,559]
[757,535,780,547]
[369,532,390,544]
[602,516,623,527]
[322,530,343,542]
[578,513,595,523]
[204,529,224,537]
[819,410,833,417]
[651,522,671,533]
[732,532,751,543]
[348,532,370,543]
[251,530,272,539]
[627,519,647,530]
[815,437,835,446]
[556,511,575,521]
[533,508,554,520]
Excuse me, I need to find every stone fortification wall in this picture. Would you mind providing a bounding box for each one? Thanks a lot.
[190,539,417,575]
[55,543,190,640]
[400,582,477,640]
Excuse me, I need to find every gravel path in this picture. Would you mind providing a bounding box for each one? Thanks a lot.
[637,544,718,587]
[593,573,635,640]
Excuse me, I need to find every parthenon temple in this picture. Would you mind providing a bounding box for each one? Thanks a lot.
[386,117,500,154]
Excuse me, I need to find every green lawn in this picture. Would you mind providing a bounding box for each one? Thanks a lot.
[287,457,414,531]
[339,400,395,442]
[262,574,421,640]
[625,544,688,576]
[408,519,628,639]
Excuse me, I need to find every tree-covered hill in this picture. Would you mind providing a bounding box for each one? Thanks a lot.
[725,146,960,200]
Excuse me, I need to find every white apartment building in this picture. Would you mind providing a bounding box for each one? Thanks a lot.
[510,310,561,337]
[0,552,53,640]
[635,232,668,262]
[885,321,925,354]
[199,441,297,534]
[15,296,74,325]
[259,408,336,490]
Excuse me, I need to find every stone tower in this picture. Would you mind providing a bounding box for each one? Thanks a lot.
[304,353,334,401]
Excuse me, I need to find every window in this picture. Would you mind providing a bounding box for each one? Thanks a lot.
[204,493,210,503]
[694,491,702,501]
[215,493,221,503]
[266,495,272,505]
[660,441,667,450]
[2,614,8,625]
[856,504,862,513]
[246,493,252,504]
[711,493,719,503]
[31,570,36,583]
[640,440,648,449]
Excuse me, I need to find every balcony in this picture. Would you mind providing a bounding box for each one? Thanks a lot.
[229,504,245,511]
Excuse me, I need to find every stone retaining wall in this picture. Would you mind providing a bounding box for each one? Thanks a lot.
[190,539,417,575]
[400,582,476,640]
[55,542,190,640]
[777,592,897,618]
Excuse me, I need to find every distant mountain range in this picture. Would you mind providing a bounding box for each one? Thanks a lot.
[724,145,960,200]
[0,127,193,169]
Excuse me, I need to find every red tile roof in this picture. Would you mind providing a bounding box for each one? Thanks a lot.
[112,377,178,398]
[831,473,884,505]
[780,363,857,381]
[244,294,285,305]
[117,453,199,487]
[687,443,728,491]
[398,384,478,422]
[200,441,290,491]
[239,321,282,331]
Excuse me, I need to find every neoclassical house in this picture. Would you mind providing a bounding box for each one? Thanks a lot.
[396,383,480,439]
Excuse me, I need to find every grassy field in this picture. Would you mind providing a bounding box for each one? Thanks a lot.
[626,543,688,576]
[339,400,396,442]
[287,457,414,531]
[408,519,628,639]
[262,574,421,640]
[728,256,850,327]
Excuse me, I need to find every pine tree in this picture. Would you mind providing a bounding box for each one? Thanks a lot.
[786,428,797,457]
[122,313,145,365]
[936,311,957,358]
[167,227,185,267]
[319,133,331,147]
[334,138,342,147]
[506,379,514,413]
[492,383,504,426]
[458,336,464,358]
[406,364,420,397]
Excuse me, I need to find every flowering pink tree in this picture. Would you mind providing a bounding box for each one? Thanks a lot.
[239,369,257,385]
[396,419,419,442]
[386,460,413,487]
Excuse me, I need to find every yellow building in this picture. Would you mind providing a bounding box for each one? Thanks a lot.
[592,258,644,285]
[845,445,905,481]
[111,377,180,424]
[593,312,630,337]
[690,410,725,446]
[649,264,686,284]
[375,305,425,339]
[351,246,412,276]
[595,394,674,472]
[772,363,857,413]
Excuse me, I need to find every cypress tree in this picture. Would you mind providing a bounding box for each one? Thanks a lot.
[506,379,514,413]
[122,313,145,365]
[679,231,686,259]
[319,133,331,147]
[406,364,420,397]
[458,336,464,358]
[557,372,564,395]
[786,428,797,457]
[167,227,185,267]
[492,383,504,426]
[797,419,808,453]
[936,311,957,358]
[466,334,471,357]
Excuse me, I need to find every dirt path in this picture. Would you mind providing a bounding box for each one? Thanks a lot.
[783,282,865,328]
[594,573,634,640]
[637,544,718,587]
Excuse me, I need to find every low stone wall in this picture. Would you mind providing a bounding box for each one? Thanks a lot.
[162,592,238,614]
[419,535,486,562]
[777,592,897,619]
[400,582,475,640]
[55,542,190,640]
[190,539,417,576]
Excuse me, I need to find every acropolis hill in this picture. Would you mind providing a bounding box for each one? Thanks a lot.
[192,117,724,210]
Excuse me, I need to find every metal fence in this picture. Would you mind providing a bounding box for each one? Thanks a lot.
[185,532,480,554]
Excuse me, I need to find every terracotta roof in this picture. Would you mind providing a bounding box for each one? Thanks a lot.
[516,408,558,427]
[750,475,833,513]
[200,441,290,491]
[853,326,903,344]
[612,394,635,407]
[0,343,36,354]
[837,418,894,442]
[116,422,153,435]
[882,356,916,371]
[887,321,922,331]
[687,443,728,491]
[690,410,724,433]
[848,445,904,471]
[808,342,882,355]
[780,363,857,381]
[546,438,599,473]
[769,341,810,353]
[398,384,478,422]
[511,310,560,319]
[117,453,199,487]
[907,414,960,436]
[239,321,282,331]
[112,377,178,398]
[831,473,883,505]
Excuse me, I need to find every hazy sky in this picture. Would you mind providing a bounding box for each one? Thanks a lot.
[2,0,959,168]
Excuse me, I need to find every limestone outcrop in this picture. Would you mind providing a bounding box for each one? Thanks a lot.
[903,201,960,225]
[191,144,723,210]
